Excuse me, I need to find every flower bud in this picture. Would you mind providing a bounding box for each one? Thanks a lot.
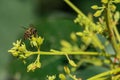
[91,5,99,9]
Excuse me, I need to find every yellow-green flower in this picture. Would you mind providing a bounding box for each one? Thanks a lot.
[47,75,56,80]
[64,66,70,74]
[27,61,41,72]
[101,0,108,4]
[110,4,116,12]
[30,36,44,47]
[70,32,77,42]
[60,40,72,51]
[27,63,36,72]
[8,40,29,59]
[13,40,21,48]
[37,36,44,46]
[27,54,41,72]
[69,60,77,67]
[59,74,66,80]
[8,49,19,56]
[8,40,22,57]
[94,10,103,17]
[18,43,27,52]
[30,36,38,47]
[91,5,99,9]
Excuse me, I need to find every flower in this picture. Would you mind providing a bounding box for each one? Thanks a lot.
[30,36,38,47]
[8,40,22,57]
[30,36,44,47]
[91,5,99,9]
[27,61,41,72]
[64,66,70,74]
[27,63,36,72]
[101,0,108,4]
[8,49,19,56]
[47,75,56,80]
[94,10,103,17]
[27,54,41,72]
[69,60,77,67]
[110,4,116,12]
[13,40,21,48]
[60,40,72,51]
[37,36,44,46]
[59,74,66,80]
[18,43,27,52]
[8,40,28,59]
[70,32,77,42]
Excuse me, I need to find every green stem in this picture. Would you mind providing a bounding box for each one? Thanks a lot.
[64,0,82,14]
[32,51,99,55]
[113,25,120,43]
[29,51,114,57]
[65,54,71,61]
[104,2,120,55]
[87,68,120,80]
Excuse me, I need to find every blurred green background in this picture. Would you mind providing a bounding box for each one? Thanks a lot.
[0,0,119,80]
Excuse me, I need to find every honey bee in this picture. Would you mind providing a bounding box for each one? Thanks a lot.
[23,24,37,40]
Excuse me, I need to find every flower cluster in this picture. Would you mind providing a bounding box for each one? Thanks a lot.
[8,40,29,59]
[27,54,41,72]
[91,0,120,17]
[8,35,44,72]
[64,0,120,79]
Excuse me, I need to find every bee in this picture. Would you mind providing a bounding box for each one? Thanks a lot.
[23,24,37,40]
